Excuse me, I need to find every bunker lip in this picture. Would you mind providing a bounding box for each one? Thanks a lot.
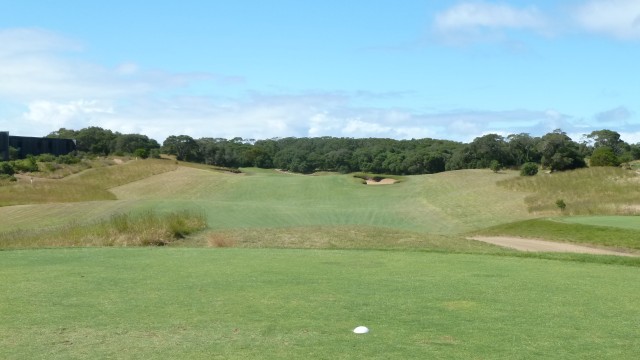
[470,236,639,257]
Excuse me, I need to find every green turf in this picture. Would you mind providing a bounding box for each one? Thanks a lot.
[559,215,640,230]
[1,248,639,359]
[0,167,531,236]
[113,169,529,234]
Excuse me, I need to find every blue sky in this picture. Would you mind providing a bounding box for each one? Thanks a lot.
[1,0,639,143]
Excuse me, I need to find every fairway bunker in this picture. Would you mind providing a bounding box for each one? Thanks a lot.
[366,178,397,185]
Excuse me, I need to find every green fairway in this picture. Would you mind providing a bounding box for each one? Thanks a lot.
[113,167,531,234]
[1,248,639,359]
[0,166,531,236]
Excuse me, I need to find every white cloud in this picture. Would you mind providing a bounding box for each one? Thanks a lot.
[0,27,221,102]
[619,131,640,144]
[433,1,549,44]
[594,106,632,123]
[0,28,80,57]
[574,0,640,40]
[23,100,114,130]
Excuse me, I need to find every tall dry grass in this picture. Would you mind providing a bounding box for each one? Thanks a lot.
[0,159,178,206]
[0,210,207,249]
[498,167,640,215]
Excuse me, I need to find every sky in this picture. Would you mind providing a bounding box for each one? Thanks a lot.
[0,0,639,144]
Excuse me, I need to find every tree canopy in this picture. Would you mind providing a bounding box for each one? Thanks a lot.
[41,127,640,175]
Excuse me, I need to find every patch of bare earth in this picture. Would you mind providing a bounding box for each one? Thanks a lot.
[470,236,638,257]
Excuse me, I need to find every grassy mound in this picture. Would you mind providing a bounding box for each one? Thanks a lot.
[0,159,177,207]
[498,167,640,215]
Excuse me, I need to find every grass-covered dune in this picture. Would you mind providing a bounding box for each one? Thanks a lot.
[2,248,639,359]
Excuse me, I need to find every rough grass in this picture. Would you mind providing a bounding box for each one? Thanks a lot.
[0,158,177,206]
[498,167,640,215]
[181,225,505,253]
[0,210,207,249]
[1,248,639,359]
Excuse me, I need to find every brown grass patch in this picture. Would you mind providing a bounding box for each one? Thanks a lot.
[207,233,237,248]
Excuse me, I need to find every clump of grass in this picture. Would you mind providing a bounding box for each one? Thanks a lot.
[497,167,640,215]
[0,210,207,249]
[207,233,237,248]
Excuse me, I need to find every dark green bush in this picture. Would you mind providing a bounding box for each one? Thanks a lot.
[149,149,161,159]
[0,174,17,182]
[490,160,502,173]
[12,156,38,172]
[36,153,56,162]
[520,162,539,176]
[0,162,15,175]
[56,154,81,164]
[133,148,149,159]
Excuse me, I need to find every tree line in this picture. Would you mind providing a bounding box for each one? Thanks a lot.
[47,127,161,159]
[43,127,640,175]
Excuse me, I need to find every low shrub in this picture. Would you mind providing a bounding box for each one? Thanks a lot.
[36,153,56,163]
[56,154,81,164]
[149,149,161,159]
[133,148,149,159]
[490,160,502,173]
[520,162,539,176]
[0,162,15,175]
[12,157,39,172]
[0,174,17,182]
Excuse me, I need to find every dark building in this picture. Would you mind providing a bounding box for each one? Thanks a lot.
[0,132,8,161]
[1,132,76,161]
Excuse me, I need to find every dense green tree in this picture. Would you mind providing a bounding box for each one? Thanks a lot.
[538,130,586,171]
[162,135,198,161]
[507,133,541,166]
[629,144,640,160]
[467,134,513,169]
[46,128,78,140]
[113,134,159,155]
[589,146,620,167]
[74,127,116,155]
[585,129,626,155]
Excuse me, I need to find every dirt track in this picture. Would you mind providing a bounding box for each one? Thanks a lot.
[470,236,638,257]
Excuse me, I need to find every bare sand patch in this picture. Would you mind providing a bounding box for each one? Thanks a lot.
[470,236,638,257]
[366,178,398,185]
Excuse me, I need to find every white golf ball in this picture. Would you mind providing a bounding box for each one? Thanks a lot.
[353,326,369,334]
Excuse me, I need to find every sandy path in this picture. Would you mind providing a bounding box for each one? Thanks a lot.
[470,236,638,257]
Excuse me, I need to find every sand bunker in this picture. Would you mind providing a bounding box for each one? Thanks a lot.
[470,236,638,257]
[366,178,398,185]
